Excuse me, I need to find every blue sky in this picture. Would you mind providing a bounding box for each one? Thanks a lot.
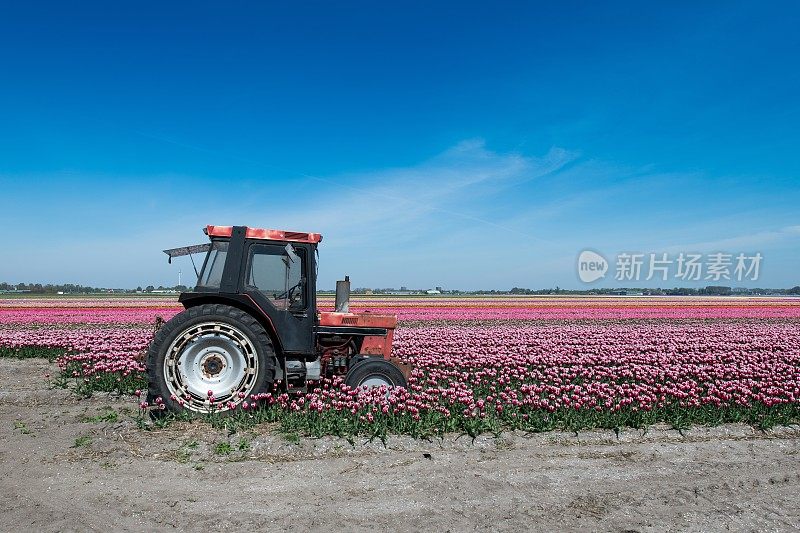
[1,1,798,289]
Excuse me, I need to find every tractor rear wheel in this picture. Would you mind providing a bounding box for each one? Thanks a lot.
[344,358,407,390]
[146,304,277,415]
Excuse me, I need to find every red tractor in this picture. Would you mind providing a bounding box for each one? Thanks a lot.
[148,225,409,414]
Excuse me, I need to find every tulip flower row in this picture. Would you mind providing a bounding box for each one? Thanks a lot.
[0,296,798,436]
[2,295,799,324]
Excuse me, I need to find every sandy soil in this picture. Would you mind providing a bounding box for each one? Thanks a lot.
[0,357,798,532]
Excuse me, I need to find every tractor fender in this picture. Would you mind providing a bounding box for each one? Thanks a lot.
[177,293,284,356]
[349,353,412,381]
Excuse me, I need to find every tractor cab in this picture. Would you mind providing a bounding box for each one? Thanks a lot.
[151,225,407,414]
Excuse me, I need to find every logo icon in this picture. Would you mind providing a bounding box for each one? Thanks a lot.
[577,250,608,283]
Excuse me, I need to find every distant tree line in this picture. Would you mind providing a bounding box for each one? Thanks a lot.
[0,282,189,294]
[507,285,800,296]
[0,282,103,293]
[1,281,799,296]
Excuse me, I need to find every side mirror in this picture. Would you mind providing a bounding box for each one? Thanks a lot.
[284,243,298,263]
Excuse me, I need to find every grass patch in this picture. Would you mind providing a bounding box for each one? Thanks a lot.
[213,442,233,455]
[0,346,67,362]
[173,439,201,463]
[72,435,92,448]
[13,421,32,435]
[175,448,193,463]
[81,407,120,424]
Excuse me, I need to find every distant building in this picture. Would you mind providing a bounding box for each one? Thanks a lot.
[426,289,441,294]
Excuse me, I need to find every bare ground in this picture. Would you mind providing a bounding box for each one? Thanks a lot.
[0,358,798,532]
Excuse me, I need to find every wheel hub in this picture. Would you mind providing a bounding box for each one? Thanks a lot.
[201,353,226,377]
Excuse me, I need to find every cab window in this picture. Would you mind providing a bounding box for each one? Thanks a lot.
[246,244,305,310]
[197,241,228,288]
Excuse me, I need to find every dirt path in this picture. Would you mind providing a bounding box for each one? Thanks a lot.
[0,358,798,532]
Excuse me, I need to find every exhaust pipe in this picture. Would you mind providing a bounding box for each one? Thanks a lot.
[335,275,350,313]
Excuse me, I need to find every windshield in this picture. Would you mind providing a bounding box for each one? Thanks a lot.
[197,241,229,288]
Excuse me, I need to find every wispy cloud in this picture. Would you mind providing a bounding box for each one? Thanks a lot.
[664,225,800,253]
[271,140,578,247]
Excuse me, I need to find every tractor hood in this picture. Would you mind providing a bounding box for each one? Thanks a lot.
[317,311,397,329]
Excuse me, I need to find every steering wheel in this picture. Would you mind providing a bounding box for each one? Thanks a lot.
[275,281,302,304]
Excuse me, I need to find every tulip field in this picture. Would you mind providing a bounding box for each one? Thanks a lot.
[1,295,799,437]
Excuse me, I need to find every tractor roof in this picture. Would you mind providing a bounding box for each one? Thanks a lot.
[205,225,323,244]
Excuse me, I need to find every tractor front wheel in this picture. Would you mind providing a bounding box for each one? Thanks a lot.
[344,358,407,390]
[146,304,277,415]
